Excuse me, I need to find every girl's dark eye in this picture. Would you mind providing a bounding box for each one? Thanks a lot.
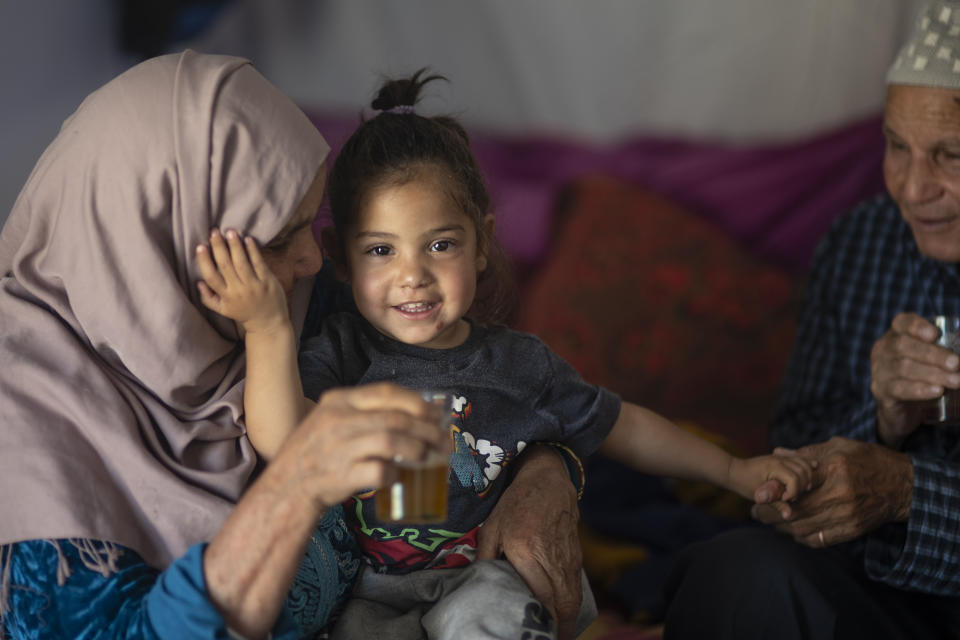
[368,245,392,257]
[430,240,453,252]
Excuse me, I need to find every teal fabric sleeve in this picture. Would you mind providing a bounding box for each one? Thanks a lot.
[1,540,299,639]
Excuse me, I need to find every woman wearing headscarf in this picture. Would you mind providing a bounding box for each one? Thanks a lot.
[0,51,583,638]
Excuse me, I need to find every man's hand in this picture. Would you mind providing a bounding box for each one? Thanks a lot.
[751,437,913,548]
[871,312,960,447]
[476,445,582,640]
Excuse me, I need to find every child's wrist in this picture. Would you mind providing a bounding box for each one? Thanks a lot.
[725,455,746,496]
[241,313,292,337]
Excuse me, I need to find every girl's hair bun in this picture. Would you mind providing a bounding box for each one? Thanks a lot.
[370,68,446,112]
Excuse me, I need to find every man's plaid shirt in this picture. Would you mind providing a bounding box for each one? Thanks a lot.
[771,192,960,596]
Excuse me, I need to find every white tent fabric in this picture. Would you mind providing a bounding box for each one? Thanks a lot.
[0,0,929,225]
[192,0,925,142]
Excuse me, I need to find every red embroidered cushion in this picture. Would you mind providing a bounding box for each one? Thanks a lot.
[515,176,803,455]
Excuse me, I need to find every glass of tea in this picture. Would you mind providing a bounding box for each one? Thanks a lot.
[921,316,960,426]
[376,390,453,523]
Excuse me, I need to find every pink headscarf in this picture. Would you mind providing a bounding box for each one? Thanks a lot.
[0,50,329,568]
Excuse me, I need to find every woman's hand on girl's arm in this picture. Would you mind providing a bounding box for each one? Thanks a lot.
[476,444,583,640]
[195,227,289,335]
[204,383,450,638]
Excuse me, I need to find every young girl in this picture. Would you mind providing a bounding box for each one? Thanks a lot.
[196,70,814,640]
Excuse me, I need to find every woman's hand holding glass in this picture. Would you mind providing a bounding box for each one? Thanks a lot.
[205,382,453,637]
[276,384,454,512]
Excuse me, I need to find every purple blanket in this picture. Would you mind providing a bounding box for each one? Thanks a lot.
[309,112,885,274]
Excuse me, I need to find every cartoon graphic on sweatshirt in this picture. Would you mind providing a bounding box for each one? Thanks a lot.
[448,394,525,496]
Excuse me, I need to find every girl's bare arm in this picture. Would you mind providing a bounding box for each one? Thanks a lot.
[196,228,308,460]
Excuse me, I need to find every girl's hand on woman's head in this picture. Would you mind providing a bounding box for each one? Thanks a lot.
[196,228,290,335]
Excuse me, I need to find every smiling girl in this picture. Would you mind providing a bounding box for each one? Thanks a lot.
[195,70,815,640]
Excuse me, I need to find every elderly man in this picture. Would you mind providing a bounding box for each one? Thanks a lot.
[663,2,960,638]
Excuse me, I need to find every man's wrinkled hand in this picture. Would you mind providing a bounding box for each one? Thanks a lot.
[751,437,912,548]
[871,312,960,447]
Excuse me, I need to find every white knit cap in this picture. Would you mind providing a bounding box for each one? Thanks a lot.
[887,1,960,88]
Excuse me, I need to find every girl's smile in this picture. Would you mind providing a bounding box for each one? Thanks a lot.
[393,300,440,316]
[343,171,490,350]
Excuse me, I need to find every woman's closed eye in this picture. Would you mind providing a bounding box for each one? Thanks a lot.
[263,220,313,255]
[262,237,290,254]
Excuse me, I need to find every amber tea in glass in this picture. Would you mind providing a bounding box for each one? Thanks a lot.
[376,391,452,523]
